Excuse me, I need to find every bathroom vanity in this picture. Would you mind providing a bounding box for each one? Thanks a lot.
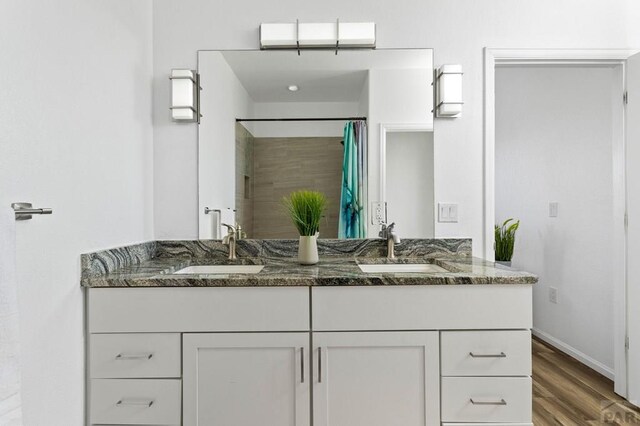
[82,239,536,426]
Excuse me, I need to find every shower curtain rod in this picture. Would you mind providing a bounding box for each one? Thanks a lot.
[235,117,366,122]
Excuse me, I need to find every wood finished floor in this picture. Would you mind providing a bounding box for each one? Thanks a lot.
[533,337,640,425]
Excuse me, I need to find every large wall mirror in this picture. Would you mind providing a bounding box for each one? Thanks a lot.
[197,49,434,239]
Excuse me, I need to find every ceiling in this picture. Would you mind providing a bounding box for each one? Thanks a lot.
[220,49,431,103]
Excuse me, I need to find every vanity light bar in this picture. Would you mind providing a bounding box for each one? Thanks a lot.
[260,21,376,51]
[170,69,202,123]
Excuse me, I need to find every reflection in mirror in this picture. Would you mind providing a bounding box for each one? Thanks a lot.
[385,131,434,238]
[197,49,434,239]
[236,123,347,239]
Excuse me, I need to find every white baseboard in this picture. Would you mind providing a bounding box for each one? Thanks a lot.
[532,328,614,380]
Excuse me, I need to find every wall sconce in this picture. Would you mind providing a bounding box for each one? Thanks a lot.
[170,69,201,123]
[435,65,463,118]
[260,21,376,52]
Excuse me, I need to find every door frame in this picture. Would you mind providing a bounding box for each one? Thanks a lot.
[483,48,639,397]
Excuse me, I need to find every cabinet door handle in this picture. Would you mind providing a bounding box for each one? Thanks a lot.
[470,398,507,405]
[469,351,506,358]
[318,347,322,383]
[300,347,305,383]
[115,352,153,360]
[116,398,154,407]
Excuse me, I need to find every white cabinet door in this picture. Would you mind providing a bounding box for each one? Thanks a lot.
[183,333,310,426]
[313,331,439,426]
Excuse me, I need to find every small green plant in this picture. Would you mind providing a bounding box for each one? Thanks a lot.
[282,190,327,236]
[495,218,520,262]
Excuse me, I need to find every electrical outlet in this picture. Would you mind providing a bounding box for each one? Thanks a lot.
[371,201,387,225]
[549,287,558,304]
[549,202,559,218]
[438,203,458,223]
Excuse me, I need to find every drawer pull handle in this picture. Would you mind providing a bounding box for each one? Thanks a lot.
[469,351,506,358]
[116,398,154,407]
[115,352,154,360]
[470,398,507,406]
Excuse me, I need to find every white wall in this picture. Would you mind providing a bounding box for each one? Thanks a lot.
[495,66,621,376]
[0,1,154,425]
[250,101,360,137]
[386,132,435,237]
[358,73,370,118]
[198,52,253,238]
[152,0,640,253]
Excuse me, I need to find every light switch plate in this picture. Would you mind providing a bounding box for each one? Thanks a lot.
[549,287,558,304]
[549,202,559,218]
[438,203,458,223]
[371,201,387,225]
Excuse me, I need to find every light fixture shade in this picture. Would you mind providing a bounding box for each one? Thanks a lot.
[259,23,297,48]
[170,69,200,122]
[435,65,463,118]
[298,23,337,46]
[260,22,376,49]
[338,22,376,47]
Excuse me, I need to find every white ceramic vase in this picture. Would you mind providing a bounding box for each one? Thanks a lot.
[298,235,319,265]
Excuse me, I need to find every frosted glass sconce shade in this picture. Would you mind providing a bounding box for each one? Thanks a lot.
[435,65,463,118]
[170,69,201,123]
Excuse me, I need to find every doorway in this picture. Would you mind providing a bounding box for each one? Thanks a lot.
[379,124,435,238]
[495,64,623,380]
[485,49,637,404]
[385,131,435,238]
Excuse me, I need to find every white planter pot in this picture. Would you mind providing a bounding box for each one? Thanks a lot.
[298,235,319,265]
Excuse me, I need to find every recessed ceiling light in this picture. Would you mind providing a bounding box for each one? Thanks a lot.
[288,85,299,92]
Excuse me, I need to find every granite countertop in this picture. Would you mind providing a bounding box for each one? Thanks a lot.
[81,239,537,288]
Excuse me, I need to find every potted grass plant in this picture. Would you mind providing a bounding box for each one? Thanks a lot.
[282,190,327,265]
[494,218,520,267]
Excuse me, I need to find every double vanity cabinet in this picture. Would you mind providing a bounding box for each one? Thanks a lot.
[86,284,533,426]
[82,239,536,426]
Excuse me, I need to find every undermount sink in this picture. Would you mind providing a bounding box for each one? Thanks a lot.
[173,265,265,275]
[358,264,448,274]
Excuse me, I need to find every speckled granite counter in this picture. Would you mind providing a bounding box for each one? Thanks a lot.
[81,239,537,287]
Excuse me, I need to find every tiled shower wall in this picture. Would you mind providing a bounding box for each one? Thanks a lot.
[251,134,343,238]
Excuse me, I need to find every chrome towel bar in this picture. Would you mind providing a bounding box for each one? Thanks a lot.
[11,202,52,221]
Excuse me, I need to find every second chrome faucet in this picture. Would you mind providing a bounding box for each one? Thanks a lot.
[379,222,401,259]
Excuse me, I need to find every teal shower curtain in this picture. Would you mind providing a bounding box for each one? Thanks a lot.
[339,120,367,239]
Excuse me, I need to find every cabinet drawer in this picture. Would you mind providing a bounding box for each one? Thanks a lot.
[90,379,181,425]
[441,330,531,376]
[441,377,532,423]
[88,287,309,332]
[90,333,181,378]
[312,286,532,331]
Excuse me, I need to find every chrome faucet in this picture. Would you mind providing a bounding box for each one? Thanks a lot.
[222,223,238,260]
[379,222,401,259]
